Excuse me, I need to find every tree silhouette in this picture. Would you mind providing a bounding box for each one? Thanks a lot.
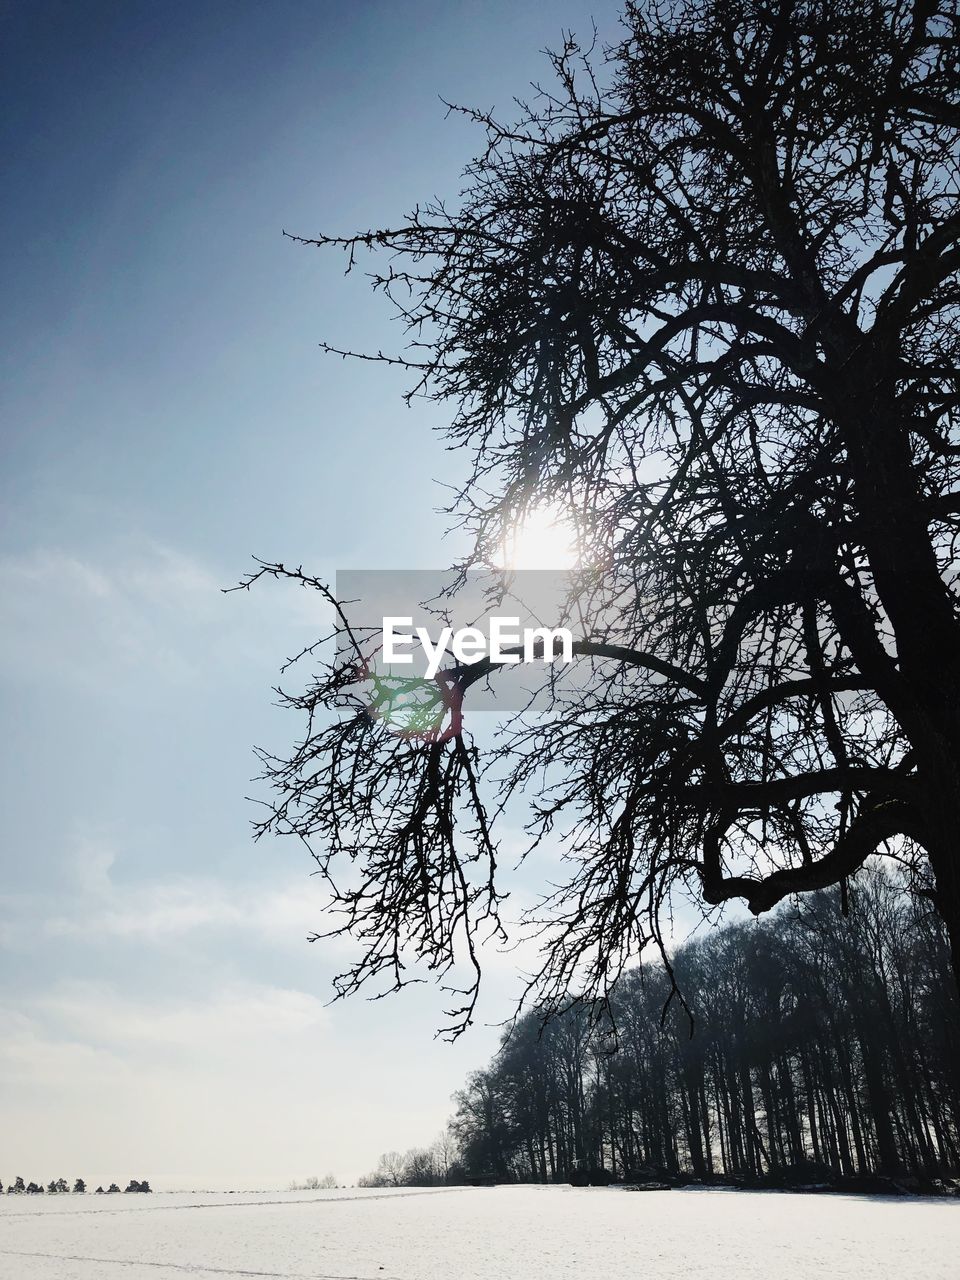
[73,1178,86,1194]
[257,0,960,1030]
[374,1152,407,1188]
[359,1139,458,1187]
[289,1174,337,1190]
[511,874,956,1180]
[406,870,960,1183]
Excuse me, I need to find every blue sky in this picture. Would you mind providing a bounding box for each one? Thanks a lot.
[0,1,633,1187]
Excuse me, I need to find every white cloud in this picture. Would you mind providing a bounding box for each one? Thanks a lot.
[35,979,328,1051]
[0,539,337,690]
[0,979,338,1189]
[0,543,220,609]
[42,865,329,948]
[0,1004,129,1088]
[0,847,524,1187]
[0,542,217,686]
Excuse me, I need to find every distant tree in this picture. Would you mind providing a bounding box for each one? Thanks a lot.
[106,1183,120,1194]
[26,1182,42,1194]
[289,1174,337,1190]
[444,869,960,1182]
[73,1178,86,1194]
[259,0,960,1027]
[95,1185,105,1194]
[402,1147,441,1187]
[55,1178,68,1194]
[433,1130,460,1184]
[387,1152,412,1187]
[359,1150,408,1188]
[124,1179,151,1193]
[359,1142,457,1188]
[46,1180,57,1194]
[12,1176,25,1194]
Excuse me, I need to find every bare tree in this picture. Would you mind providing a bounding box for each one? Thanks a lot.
[447,870,960,1183]
[432,1129,460,1182]
[250,0,960,1032]
[289,1174,337,1190]
[367,1150,408,1188]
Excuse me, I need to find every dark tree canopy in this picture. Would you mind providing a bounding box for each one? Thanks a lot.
[446,871,960,1183]
[251,0,960,1034]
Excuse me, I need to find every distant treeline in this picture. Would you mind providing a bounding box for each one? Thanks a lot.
[4,1178,150,1194]
[362,868,960,1188]
[288,1175,338,1190]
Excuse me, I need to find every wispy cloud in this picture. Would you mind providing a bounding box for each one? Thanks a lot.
[0,539,336,690]
[34,979,328,1052]
[21,831,326,948]
[42,873,328,946]
[0,541,220,687]
[0,979,335,1188]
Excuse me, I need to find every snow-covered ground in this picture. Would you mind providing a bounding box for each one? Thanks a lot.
[0,1184,957,1279]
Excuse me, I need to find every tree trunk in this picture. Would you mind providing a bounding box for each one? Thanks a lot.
[926,833,960,999]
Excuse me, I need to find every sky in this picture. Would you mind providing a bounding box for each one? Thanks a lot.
[0,0,636,1189]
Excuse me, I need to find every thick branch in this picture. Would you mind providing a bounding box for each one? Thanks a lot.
[702,795,928,916]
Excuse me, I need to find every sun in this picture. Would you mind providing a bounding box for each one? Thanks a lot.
[497,505,579,571]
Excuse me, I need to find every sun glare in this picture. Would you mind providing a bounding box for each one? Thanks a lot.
[497,506,579,571]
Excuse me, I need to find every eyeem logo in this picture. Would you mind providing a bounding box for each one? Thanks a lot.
[382,616,573,679]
